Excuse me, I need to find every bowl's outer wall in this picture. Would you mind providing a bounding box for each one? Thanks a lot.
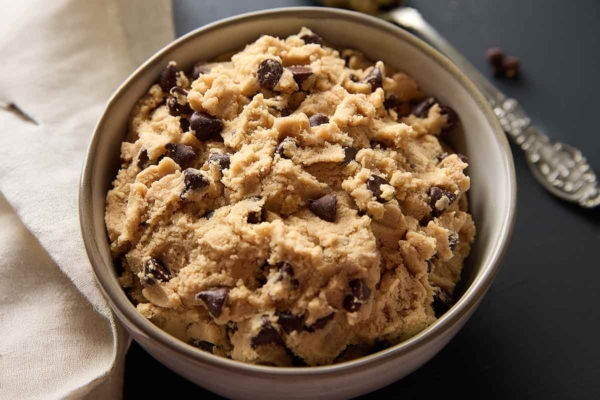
[80,8,515,400]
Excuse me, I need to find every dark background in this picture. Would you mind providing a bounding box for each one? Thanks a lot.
[125,1,600,398]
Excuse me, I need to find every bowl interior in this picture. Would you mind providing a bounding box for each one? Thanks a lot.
[82,8,515,371]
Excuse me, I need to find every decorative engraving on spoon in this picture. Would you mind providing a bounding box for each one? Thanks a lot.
[493,97,600,207]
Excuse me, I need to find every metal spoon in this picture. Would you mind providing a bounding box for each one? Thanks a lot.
[376,7,599,208]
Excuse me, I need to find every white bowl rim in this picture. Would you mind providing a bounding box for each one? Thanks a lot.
[79,6,516,377]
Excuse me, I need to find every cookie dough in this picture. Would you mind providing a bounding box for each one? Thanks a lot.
[105,28,475,366]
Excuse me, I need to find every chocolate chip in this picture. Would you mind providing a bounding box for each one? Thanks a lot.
[342,146,358,165]
[257,59,283,90]
[180,118,190,132]
[370,141,387,150]
[436,152,449,163]
[247,210,262,224]
[487,48,504,77]
[486,47,504,68]
[412,97,436,118]
[503,56,520,79]
[208,153,231,170]
[432,290,454,317]
[429,186,457,216]
[307,194,337,222]
[278,262,294,277]
[257,263,271,286]
[136,149,149,169]
[440,105,459,132]
[349,74,359,82]
[343,295,362,312]
[190,112,223,141]
[276,312,305,334]
[367,175,391,203]
[276,262,299,287]
[257,275,268,287]
[251,316,282,348]
[384,95,399,110]
[226,321,238,335]
[306,313,335,332]
[268,105,291,118]
[167,96,193,116]
[343,279,370,312]
[361,67,383,91]
[193,340,214,353]
[309,113,329,127]
[159,63,178,93]
[276,138,295,159]
[448,232,459,252]
[300,33,323,46]
[349,279,370,300]
[486,48,520,78]
[141,258,171,287]
[204,210,214,219]
[183,168,209,193]
[196,287,230,318]
[191,62,210,81]
[165,142,196,168]
[287,65,313,87]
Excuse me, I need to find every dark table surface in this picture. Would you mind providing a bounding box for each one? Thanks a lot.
[125,1,600,398]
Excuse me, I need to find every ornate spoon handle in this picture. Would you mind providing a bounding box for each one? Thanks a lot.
[385,7,600,208]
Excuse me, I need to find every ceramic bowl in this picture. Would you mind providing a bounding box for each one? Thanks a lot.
[79,7,516,399]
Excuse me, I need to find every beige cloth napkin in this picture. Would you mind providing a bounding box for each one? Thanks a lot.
[0,0,174,398]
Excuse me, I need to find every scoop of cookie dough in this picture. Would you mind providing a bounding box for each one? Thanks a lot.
[106,28,475,366]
